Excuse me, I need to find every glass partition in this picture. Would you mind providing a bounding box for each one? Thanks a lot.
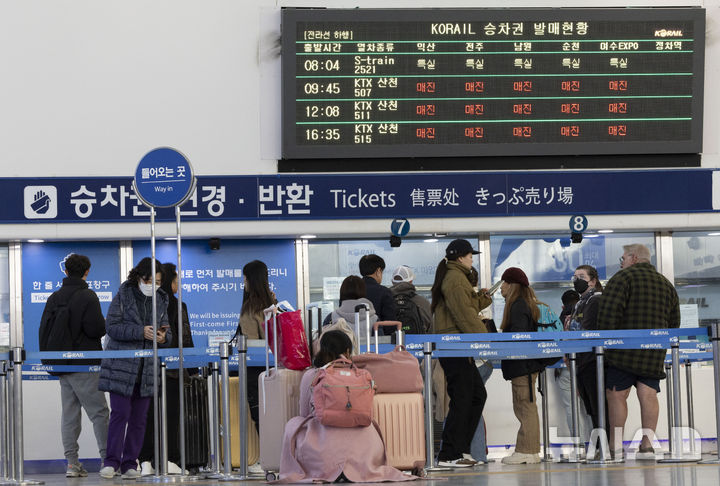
[307,238,457,308]
[489,233,656,320]
[672,232,720,327]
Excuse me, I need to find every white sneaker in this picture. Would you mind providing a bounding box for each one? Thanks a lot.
[140,461,155,477]
[121,468,141,479]
[166,461,188,475]
[248,462,264,475]
[99,466,117,479]
[463,453,486,465]
[501,452,541,465]
[437,458,476,468]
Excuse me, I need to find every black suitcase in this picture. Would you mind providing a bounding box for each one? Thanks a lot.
[184,375,210,469]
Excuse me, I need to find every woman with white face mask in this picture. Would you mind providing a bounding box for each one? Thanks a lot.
[98,257,171,479]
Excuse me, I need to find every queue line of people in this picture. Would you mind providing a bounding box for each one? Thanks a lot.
[43,239,681,480]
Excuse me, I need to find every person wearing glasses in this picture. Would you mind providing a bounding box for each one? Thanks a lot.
[597,244,680,461]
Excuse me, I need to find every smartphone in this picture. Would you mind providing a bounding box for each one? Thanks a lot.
[487,280,503,295]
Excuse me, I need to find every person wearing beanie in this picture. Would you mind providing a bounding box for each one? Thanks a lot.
[498,266,545,465]
[430,239,491,468]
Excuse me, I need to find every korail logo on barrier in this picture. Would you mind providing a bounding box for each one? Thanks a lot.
[478,351,498,357]
[650,330,669,336]
[24,186,58,219]
[581,331,601,338]
[405,343,422,350]
[604,339,623,346]
[470,343,491,349]
[512,334,531,339]
[62,352,84,359]
[641,343,664,349]
[441,335,460,341]
[134,351,152,357]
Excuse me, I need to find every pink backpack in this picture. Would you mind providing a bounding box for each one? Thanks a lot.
[311,358,374,427]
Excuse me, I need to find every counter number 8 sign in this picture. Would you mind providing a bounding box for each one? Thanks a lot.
[569,215,588,233]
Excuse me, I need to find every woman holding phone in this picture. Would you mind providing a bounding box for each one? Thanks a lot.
[98,258,172,479]
[431,239,491,467]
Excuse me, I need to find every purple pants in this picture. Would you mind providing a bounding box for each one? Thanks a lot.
[105,386,151,473]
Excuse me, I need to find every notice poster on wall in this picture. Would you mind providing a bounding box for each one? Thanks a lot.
[21,241,121,354]
[132,239,297,347]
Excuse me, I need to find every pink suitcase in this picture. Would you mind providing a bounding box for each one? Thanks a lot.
[373,392,426,472]
[258,308,306,480]
[363,320,426,473]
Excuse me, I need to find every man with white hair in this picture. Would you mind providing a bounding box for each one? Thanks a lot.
[390,265,432,334]
[597,244,680,461]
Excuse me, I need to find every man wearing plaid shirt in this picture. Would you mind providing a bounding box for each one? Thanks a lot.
[597,244,680,460]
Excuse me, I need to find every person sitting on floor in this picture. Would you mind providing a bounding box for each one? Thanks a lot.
[277,330,415,483]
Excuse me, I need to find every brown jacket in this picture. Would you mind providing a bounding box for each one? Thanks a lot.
[239,310,265,339]
[432,260,491,334]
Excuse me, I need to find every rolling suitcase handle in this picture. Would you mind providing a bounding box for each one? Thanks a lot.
[373,321,403,354]
[353,303,370,353]
[306,305,323,358]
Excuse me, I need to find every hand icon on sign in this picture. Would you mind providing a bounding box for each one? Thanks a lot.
[30,190,51,214]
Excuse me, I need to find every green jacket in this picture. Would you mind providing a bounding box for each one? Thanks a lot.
[432,261,491,334]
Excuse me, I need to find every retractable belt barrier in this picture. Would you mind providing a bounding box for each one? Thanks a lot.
[0,326,717,476]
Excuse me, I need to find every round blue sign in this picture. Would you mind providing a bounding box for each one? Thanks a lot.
[391,218,410,237]
[133,147,195,208]
[569,214,588,233]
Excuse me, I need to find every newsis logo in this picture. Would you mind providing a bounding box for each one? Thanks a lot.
[654,29,683,38]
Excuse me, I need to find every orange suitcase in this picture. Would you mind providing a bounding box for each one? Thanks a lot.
[373,392,426,472]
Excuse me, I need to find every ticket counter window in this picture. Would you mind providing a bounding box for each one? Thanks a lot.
[672,232,720,328]
[488,233,655,321]
[0,245,8,349]
[307,238,454,309]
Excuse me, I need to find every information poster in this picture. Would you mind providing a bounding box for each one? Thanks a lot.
[21,241,120,353]
[132,239,297,347]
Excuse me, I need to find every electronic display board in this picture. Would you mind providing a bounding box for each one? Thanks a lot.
[281,8,705,159]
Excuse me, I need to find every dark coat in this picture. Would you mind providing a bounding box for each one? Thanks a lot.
[362,276,396,322]
[40,276,105,371]
[98,281,171,397]
[165,293,197,378]
[501,298,546,380]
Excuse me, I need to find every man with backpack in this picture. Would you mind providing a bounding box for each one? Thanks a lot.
[390,265,431,334]
[38,254,109,477]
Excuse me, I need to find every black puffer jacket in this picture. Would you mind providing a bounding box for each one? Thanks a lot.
[501,298,546,380]
[40,276,106,372]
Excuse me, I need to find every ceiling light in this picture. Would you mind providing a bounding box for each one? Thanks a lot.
[597,229,614,234]
[27,239,44,243]
[300,234,317,239]
[584,234,601,238]
[708,232,720,236]
[424,238,439,243]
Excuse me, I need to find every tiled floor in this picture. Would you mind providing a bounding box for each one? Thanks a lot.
[14,457,720,486]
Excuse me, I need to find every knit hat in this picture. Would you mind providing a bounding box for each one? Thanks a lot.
[501,267,529,287]
[392,265,415,283]
[446,239,480,258]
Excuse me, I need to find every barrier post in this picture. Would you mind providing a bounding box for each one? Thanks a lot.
[586,346,612,464]
[685,361,697,457]
[236,336,250,479]
[659,342,699,463]
[567,353,583,462]
[218,343,242,482]
[665,362,674,457]
[11,348,43,485]
[422,342,449,472]
[204,362,222,479]
[0,362,7,480]
[540,369,554,462]
[701,322,720,464]
[160,362,168,476]
[6,363,13,481]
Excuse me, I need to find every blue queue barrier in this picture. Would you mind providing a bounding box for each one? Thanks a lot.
[3,327,717,472]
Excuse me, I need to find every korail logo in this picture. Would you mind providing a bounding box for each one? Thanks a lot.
[441,335,460,341]
[24,186,58,219]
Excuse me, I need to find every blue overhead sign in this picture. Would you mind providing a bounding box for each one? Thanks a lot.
[133,147,195,208]
[2,169,718,224]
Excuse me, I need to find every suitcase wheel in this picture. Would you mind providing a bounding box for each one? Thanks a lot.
[265,472,277,481]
